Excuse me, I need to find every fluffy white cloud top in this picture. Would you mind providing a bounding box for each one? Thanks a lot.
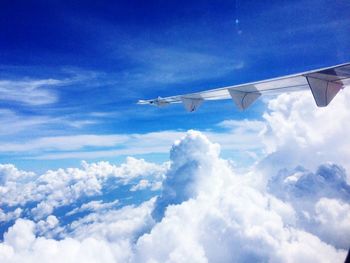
[0,157,167,221]
[267,164,350,249]
[1,130,349,262]
[135,131,348,262]
[1,89,350,262]
[260,88,350,177]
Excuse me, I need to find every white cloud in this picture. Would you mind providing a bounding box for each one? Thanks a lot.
[0,134,129,152]
[267,163,350,249]
[0,124,265,161]
[1,85,350,262]
[260,88,350,177]
[210,119,266,152]
[0,201,155,263]
[36,215,60,236]
[0,218,130,263]
[0,158,167,221]
[115,43,244,85]
[314,198,350,249]
[0,208,22,223]
[136,131,347,262]
[0,131,182,157]
[0,109,97,137]
[130,179,150,191]
[3,219,36,251]
[65,200,120,216]
[0,69,106,107]
[0,131,349,262]
[267,163,350,204]
[0,79,61,105]
[0,110,52,136]
[66,200,155,242]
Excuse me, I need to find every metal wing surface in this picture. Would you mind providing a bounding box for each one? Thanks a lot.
[138,63,350,112]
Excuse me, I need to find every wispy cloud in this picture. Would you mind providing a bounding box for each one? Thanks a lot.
[0,109,97,136]
[0,109,53,135]
[0,67,115,107]
[0,134,129,152]
[0,79,62,105]
[0,122,265,160]
[110,41,245,92]
[1,131,181,159]
[65,200,120,216]
[124,46,244,85]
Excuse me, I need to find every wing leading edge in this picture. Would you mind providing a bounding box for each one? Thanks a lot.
[138,63,350,112]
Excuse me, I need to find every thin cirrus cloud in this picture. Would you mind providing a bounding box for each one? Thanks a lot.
[0,109,97,136]
[0,68,110,107]
[124,46,245,85]
[0,134,130,152]
[0,109,53,135]
[0,79,62,106]
[108,38,245,89]
[0,124,266,161]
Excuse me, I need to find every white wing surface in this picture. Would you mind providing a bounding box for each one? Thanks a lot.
[138,63,350,112]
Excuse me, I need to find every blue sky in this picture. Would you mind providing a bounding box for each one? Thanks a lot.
[0,0,349,172]
[1,1,350,262]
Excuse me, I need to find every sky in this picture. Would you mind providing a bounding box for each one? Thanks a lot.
[0,0,350,262]
[0,0,349,171]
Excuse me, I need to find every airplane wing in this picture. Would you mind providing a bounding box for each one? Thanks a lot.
[138,62,350,112]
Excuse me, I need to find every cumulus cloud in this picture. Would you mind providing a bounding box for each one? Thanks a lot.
[0,208,22,224]
[0,158,167,222]
[152,131,222,221]
[0,218,130,263]
[260,88,350,177]
[314,198,350,249]
[130,179,162,192]
[66,200,154,242]
[267,164,350,206]
[136,131,348,262]
[0,201,155,263]
[267,163,350,249]
[0,131,349,262]
[1,88,350,262]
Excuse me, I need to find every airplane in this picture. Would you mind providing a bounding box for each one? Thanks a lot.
[138,62,350,112]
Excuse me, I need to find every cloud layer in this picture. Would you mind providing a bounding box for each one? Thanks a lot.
[1,129,349,262]
[1,89,350,262]
[260,88,350,176]
[0,157,166,223]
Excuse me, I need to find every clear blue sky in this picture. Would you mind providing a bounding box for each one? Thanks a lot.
[0,0,349,171]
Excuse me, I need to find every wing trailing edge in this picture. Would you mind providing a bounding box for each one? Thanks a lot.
[138,62,350,112]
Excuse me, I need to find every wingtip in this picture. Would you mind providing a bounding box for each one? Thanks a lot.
[137,100,147,105]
